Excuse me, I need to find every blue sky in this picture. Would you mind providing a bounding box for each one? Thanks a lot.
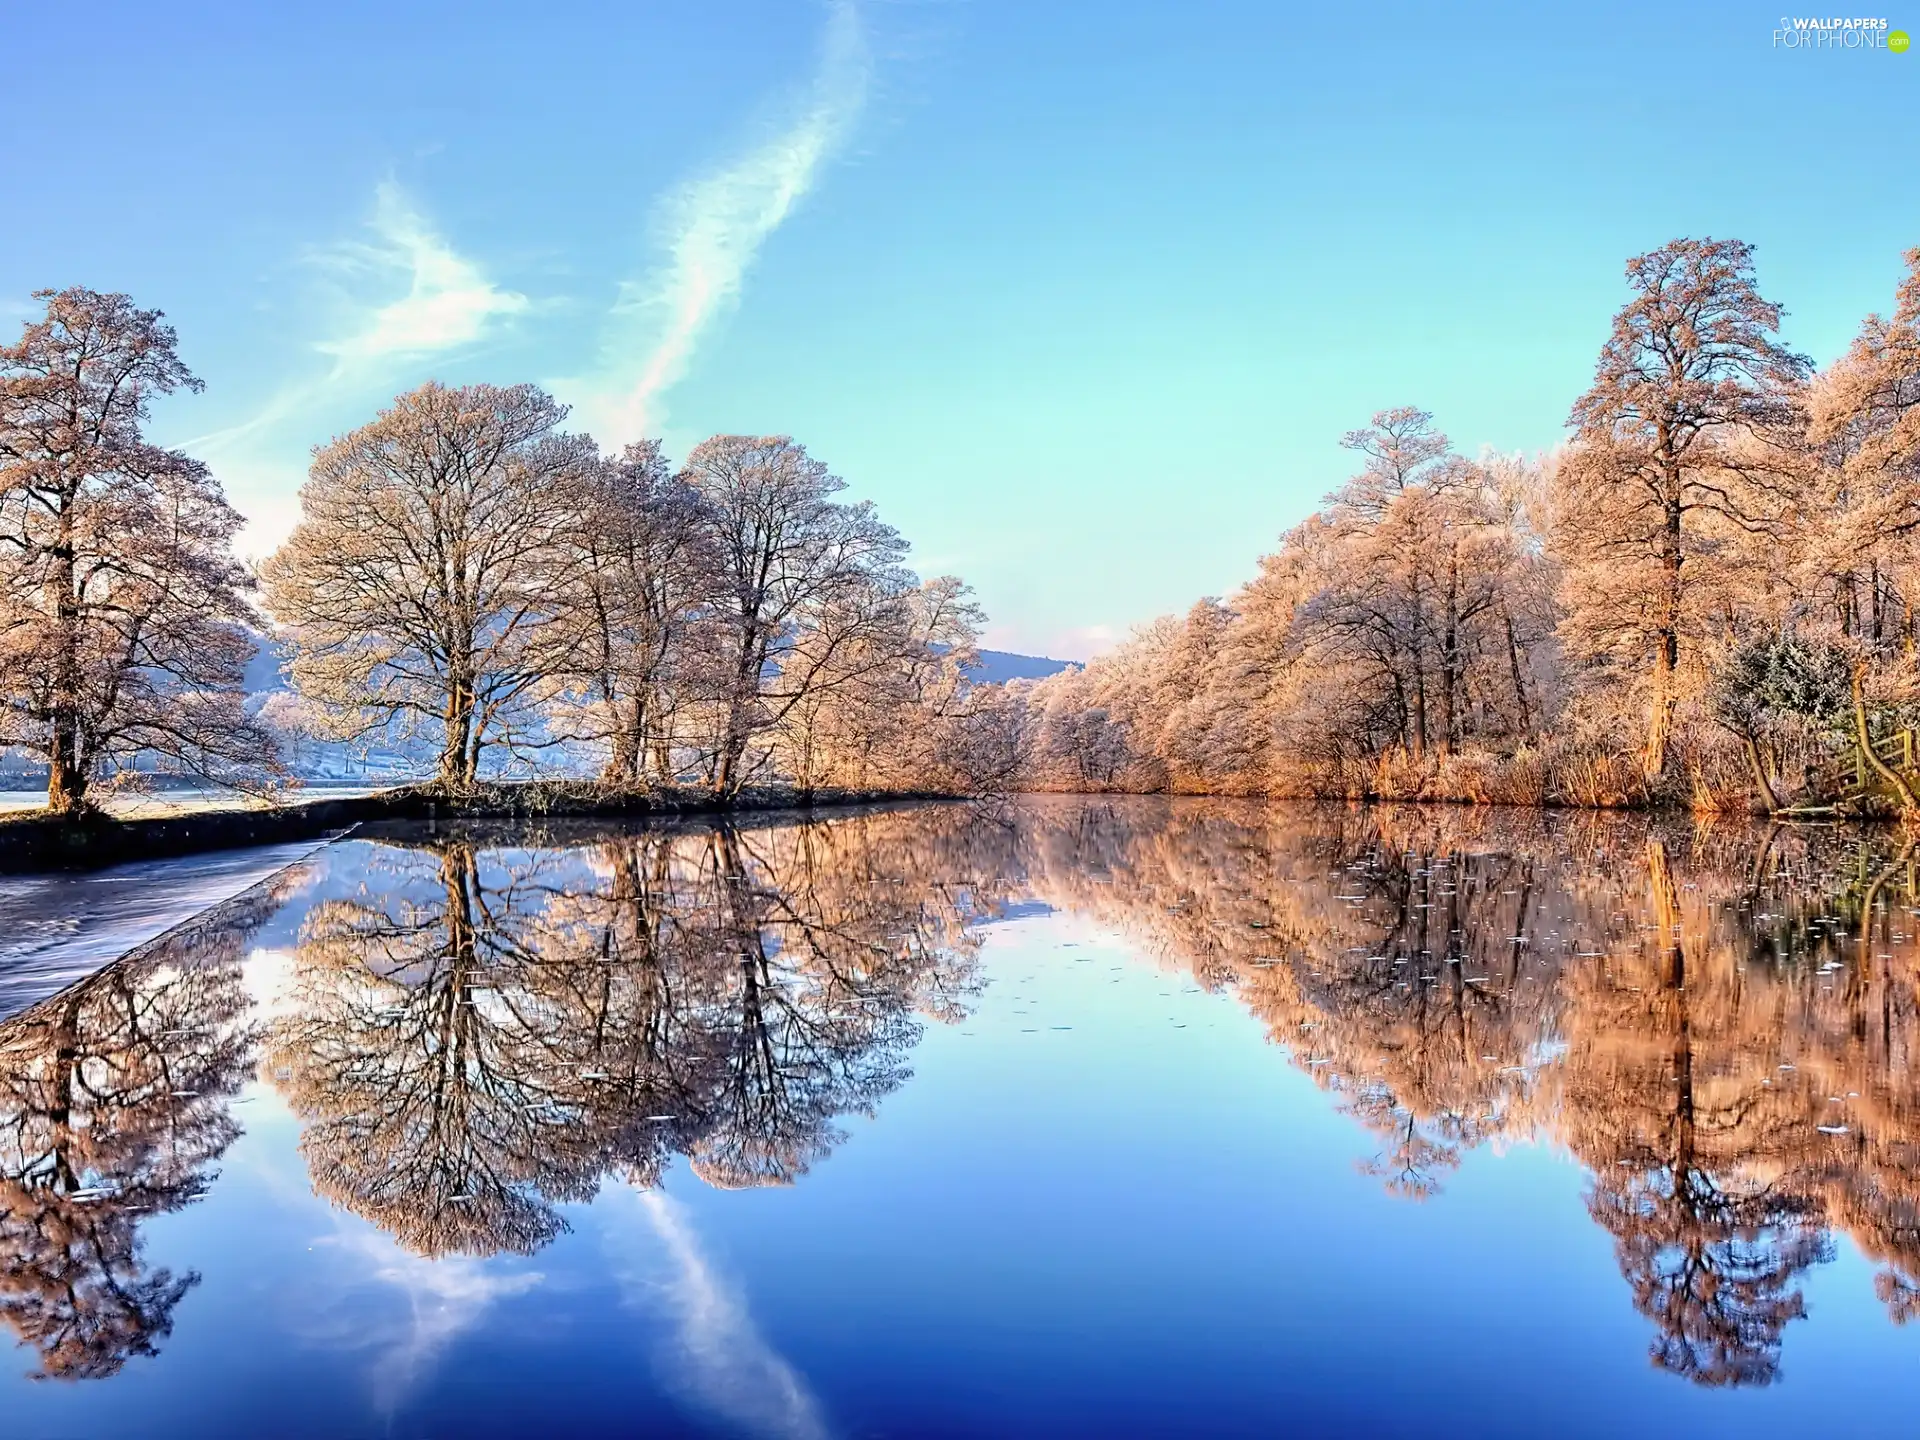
[1,1,1913,658]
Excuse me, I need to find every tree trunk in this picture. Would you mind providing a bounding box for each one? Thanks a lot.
[715,644,761,797]
[1440,550,1460,757]
[1644,489,1684,784]
[1853,662,1920,813]
[603,697,644,786]
[49,994,83,1192]
[46,737,87,813]
[1501,604,1531,738]
[795,726,815,801]
[1742,734,1780,814]
[1644,650,1676,783]
[714,732,742,796]
[1410,579,1429,758]
[1648,839,1686,990]
[440,846,481,1102]
[438,675,477,790]
[45,527,88,813]
[602,736,639,786]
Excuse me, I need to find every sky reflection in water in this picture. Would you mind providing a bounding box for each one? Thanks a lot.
[2,798,1918,1437]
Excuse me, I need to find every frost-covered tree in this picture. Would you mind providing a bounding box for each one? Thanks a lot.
[677,435,912,795]
[1008,411,1557,800]
[262,382,596,788]
[543,440,724,785]
[0,289,277,811]
[1554,238,1810,783]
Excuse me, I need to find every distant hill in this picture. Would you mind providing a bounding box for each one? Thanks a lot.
[966,650,1074,684]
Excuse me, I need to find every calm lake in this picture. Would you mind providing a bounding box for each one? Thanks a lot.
[3,797,1917,1438]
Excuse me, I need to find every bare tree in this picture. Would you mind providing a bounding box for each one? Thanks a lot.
[1557,238,1810,783]
[1008,412,1555,800]
[771,573,985,794]
[1785,248,1920,811]
[543,441,724,786]
[678,435,911,795]
[1812,245,1920,503]
[261,382,595,789]
[0,288,277,812]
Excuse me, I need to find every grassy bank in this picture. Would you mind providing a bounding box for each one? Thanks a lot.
[0,781,959,873]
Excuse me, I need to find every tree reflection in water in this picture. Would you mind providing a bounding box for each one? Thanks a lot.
[0,876,295,1379]
[11,799,1920,1390]
[264,812,994,1256]
[1025,801,1920,1388]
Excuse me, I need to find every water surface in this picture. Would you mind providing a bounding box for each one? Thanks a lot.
[0,839,334,1020]
[2,799,1916,1437]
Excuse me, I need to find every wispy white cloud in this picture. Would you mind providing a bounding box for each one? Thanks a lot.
[319,181,529,368]
[603,1185,832,1440]
[561,0,868,447]
[187,182,527,550]
[199,182,527,449]
[192,1,863,548]
[231,1075,546,1420]
[321,1227,545,1417]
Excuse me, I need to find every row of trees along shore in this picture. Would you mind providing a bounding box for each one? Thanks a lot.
[1008,238,1920,816]
[0,289,1017,814]
[5,235,1919,819]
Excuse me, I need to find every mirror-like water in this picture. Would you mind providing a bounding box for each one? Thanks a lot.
[3,798,1917,1437]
